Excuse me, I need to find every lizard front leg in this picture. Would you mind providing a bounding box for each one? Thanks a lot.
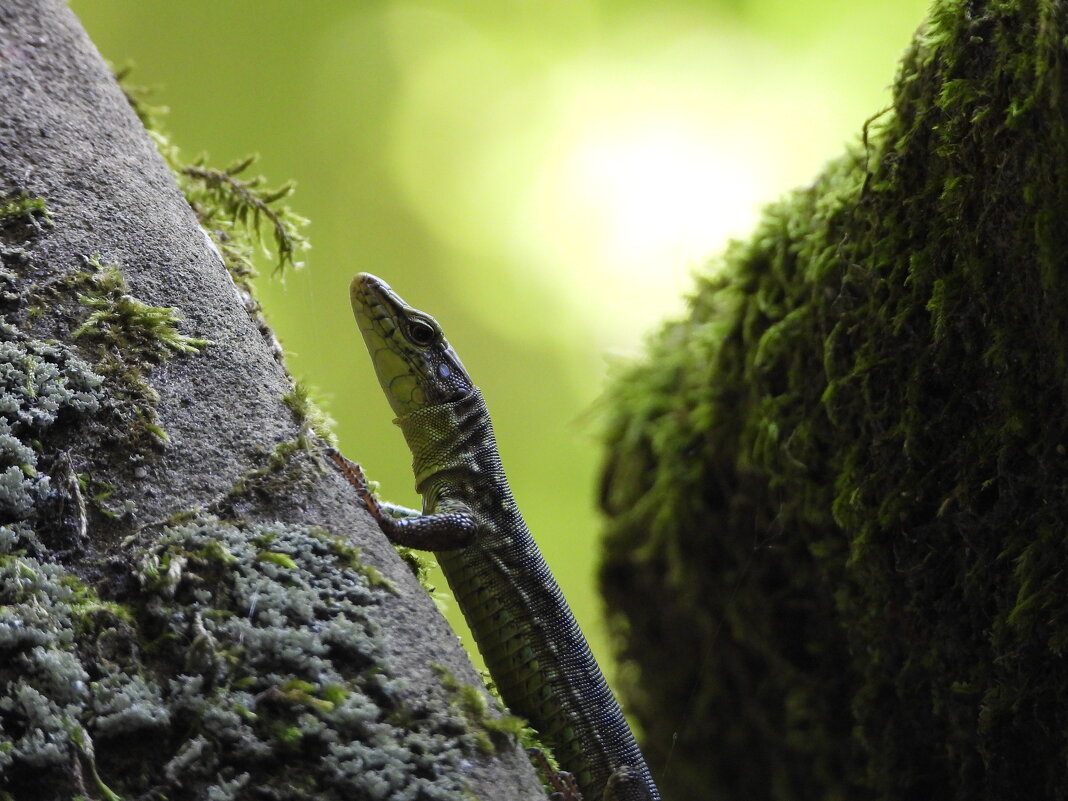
[327,448,476,551]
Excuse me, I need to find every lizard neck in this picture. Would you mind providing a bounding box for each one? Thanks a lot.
[394,387,497,494]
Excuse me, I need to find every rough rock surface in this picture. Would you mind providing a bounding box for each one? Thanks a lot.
[0,2,544,799]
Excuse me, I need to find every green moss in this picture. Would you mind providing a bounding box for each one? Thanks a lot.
[268,436,304,468]
[599,2,1068,800]
[221,435,314,505]
[59,574,135,634]
[282,382,338,446]
[254,550,298,569]
[182,157,309,279]
[313,528,399,594]
[195,538,237,565]
[166,508,200,527]
[430,663,527,756]
[395,545,447,607]
[55,256,210,447]
[116,69,308,292]
[72,256,210,359]
[0,193,51,234]
[78,473,135,520]
[275,678,337,713]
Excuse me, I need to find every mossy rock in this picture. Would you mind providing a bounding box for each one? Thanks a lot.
[599,1,1068,799]
[0,521,486,801]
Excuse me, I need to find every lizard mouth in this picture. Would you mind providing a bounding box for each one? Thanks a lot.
[350,272,407,339]
[351,272,395,302]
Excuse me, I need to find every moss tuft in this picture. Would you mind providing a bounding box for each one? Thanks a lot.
[0,193,52,237]
[253,549,298,569]
[71,256,210,360]
[115,69,309,294]
[282,382,338,446]
[181,157,309,278]
[58,255,209,446]
[430,663,527,756]
[599,2,1068,799]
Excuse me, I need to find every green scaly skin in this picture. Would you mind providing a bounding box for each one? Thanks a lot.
[344,273,661,801]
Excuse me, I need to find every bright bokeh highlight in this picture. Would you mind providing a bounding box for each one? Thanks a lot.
[68,0,932,685]
[381,8,850,345]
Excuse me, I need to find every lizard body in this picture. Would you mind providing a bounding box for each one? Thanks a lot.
[340,273,661,801]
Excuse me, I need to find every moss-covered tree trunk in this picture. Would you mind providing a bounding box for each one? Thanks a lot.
[600,1,1068,800]
[0,2,545,799]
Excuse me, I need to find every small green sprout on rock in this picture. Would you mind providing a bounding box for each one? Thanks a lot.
[115,67,309,343]
[431,663,528,755]
[65,256,210,444]
[254,550,299,570]
[72,256,210,360]
[0,192,52,237]
[282,382,337,447]
[68,723,121,801]
[182,155,309,280]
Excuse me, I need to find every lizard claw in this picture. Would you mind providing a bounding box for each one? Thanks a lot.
[326,447,383,516]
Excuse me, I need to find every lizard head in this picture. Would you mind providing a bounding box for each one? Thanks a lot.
[350,273,475,417]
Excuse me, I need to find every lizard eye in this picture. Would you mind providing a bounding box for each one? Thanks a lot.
[406,317,438,347]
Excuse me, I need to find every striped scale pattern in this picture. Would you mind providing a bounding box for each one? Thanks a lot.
[397,389,660,801]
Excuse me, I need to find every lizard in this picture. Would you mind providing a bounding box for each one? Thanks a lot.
[329,272,662,801]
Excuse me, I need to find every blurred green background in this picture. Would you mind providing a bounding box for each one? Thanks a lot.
[68,0,930,683]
